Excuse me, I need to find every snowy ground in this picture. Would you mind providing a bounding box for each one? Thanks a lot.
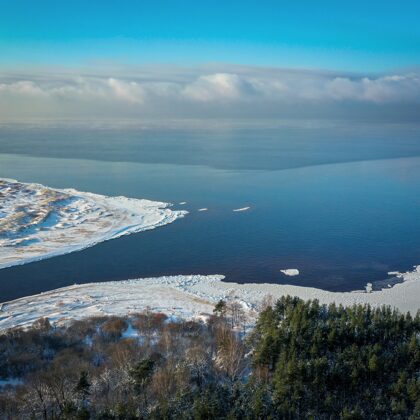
[1,267,419,331]
[0,178,187,269]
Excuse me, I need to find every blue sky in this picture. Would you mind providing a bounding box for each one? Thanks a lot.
[1,0,419,71]
[1,1,419,120]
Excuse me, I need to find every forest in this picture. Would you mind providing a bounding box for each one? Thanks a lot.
[0,297,419,419]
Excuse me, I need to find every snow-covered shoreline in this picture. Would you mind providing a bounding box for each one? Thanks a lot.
[0,179,187,269]
[1,267,419,331]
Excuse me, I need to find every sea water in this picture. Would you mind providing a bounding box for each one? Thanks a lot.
[0,120,419,301]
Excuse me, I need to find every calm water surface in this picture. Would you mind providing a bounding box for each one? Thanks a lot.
[0,120,419,301]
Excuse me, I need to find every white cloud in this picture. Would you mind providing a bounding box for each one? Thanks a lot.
[107,78,144,103]
[0,66,419,119]
[0,80,46,96]
[182,73,255,101]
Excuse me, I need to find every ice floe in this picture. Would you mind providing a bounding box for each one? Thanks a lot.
[1,267,419,331]
[0,179,187,269]
[280,269,300,276]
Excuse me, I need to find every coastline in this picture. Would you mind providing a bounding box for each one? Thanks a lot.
[0,178,187,269]
[1,266,419,331]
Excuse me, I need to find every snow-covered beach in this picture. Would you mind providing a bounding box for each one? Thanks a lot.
[0,179,187,269]
[1,267,419,331]
[1,179,419,332]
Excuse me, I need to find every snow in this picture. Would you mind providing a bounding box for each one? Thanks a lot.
[0,179,187,269]
[121,322,140,339]
[1,267,419,331]
[0,275,222,330]
[280,269,300,276]
[233,207,250,212]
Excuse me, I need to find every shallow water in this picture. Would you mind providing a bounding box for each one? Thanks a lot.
[0,120,419,301]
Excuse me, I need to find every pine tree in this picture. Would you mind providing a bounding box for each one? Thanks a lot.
[75,370,91,400]
[214,299,227,317]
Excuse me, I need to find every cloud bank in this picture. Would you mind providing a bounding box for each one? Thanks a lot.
[1,65,419,120]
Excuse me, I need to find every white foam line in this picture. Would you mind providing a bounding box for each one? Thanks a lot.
[233,207,250,212]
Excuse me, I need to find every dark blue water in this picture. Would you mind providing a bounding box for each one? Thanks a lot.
[0,120,419,301]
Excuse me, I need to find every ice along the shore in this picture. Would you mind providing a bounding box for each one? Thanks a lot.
[0,179,187,269]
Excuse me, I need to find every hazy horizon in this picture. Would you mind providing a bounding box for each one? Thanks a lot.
[1,1,419,121]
